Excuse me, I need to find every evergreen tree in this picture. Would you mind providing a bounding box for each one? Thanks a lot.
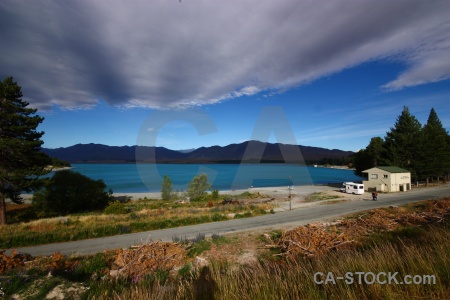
[353,137,385,175]
[365,137,385,166]
[0,77,50,224]
[161,175,173,200]
[417,108,450,183]
[353,149,371,176]
[382,106,421,176]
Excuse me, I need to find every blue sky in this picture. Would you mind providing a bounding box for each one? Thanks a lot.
[1,1,449,152]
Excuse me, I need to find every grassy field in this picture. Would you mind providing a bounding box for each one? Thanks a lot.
[0,192,274,249]
[303,191,343,202]
[99,225,449,300]
[0,197,448,299]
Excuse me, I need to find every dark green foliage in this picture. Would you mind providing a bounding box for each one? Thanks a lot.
[353,106,450,181]
[161,175,173,200]
[365,137,385,166]
[32,170,112,215]
[382,106,422,175]
[353,137,385,175]
[0,76,51,224]
[310,156,353,167]
[50,157,71,168]
[6,205,37,224]
[416,108,450,182]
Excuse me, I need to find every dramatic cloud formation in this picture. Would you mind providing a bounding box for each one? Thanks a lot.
[1,0,449,110]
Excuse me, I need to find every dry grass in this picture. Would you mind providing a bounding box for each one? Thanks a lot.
[304,192,343,203]
[89,224,449,299]
[1,198,449,299]
[0,196,275,248]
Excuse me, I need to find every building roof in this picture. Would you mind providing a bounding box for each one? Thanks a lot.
[362,166,410,173]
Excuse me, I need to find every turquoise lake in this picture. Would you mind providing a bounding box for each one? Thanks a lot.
[62,164,363,193]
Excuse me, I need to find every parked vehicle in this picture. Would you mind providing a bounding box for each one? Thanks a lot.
[340,182,364,194]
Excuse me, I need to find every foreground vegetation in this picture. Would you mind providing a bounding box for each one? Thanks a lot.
[97,225,449,300]
[0,197,448,299]
[0,192,273,249]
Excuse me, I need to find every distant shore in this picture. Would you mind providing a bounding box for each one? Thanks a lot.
[15,185,335,203]
[313,165,354,170]
[44,166,72,171]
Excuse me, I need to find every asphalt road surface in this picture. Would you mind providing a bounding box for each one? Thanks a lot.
[8,184,450,256]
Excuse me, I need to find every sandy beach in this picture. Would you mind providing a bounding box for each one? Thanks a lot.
[17,185,334,203]
[113,185,337,200]
[113,185,338,201]
[111,184,381,212]
[18,185,368,212]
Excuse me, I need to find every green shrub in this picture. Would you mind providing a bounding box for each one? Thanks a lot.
[212,212,227,222]
[104,201,129,215]
[188,239,211,257]
[32,170,112,215]
[187,173,211,200]
[234,213,244,219]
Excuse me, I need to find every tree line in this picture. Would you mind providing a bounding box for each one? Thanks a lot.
[0,77,217,226]
[0,77,112,224]
[353,106,450,183]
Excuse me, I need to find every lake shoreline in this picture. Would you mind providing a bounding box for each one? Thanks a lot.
[113,184,336,200]
[16,184,338,203]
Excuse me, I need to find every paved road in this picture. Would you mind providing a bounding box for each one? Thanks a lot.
[8,184,450,256]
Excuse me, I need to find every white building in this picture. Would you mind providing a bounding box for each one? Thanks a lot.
[362,166,411,192]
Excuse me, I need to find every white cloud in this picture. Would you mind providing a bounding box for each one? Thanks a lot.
[1,0,449,110]
[382,40,450,90]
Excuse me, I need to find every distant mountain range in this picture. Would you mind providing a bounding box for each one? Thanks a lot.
[42,141,354,164]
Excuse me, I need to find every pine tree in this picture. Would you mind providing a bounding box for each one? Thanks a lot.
[0,77,50,224]
[365,137,385,166]
[418,108,450,183]
[382,106,422,176]
[353,137,385,176]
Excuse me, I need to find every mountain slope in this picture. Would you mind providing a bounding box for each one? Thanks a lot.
[42,141,354,164]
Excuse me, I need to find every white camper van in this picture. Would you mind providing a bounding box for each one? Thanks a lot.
[340,182,364,194]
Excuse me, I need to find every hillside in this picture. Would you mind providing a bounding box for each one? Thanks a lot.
[42,141,354,164]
